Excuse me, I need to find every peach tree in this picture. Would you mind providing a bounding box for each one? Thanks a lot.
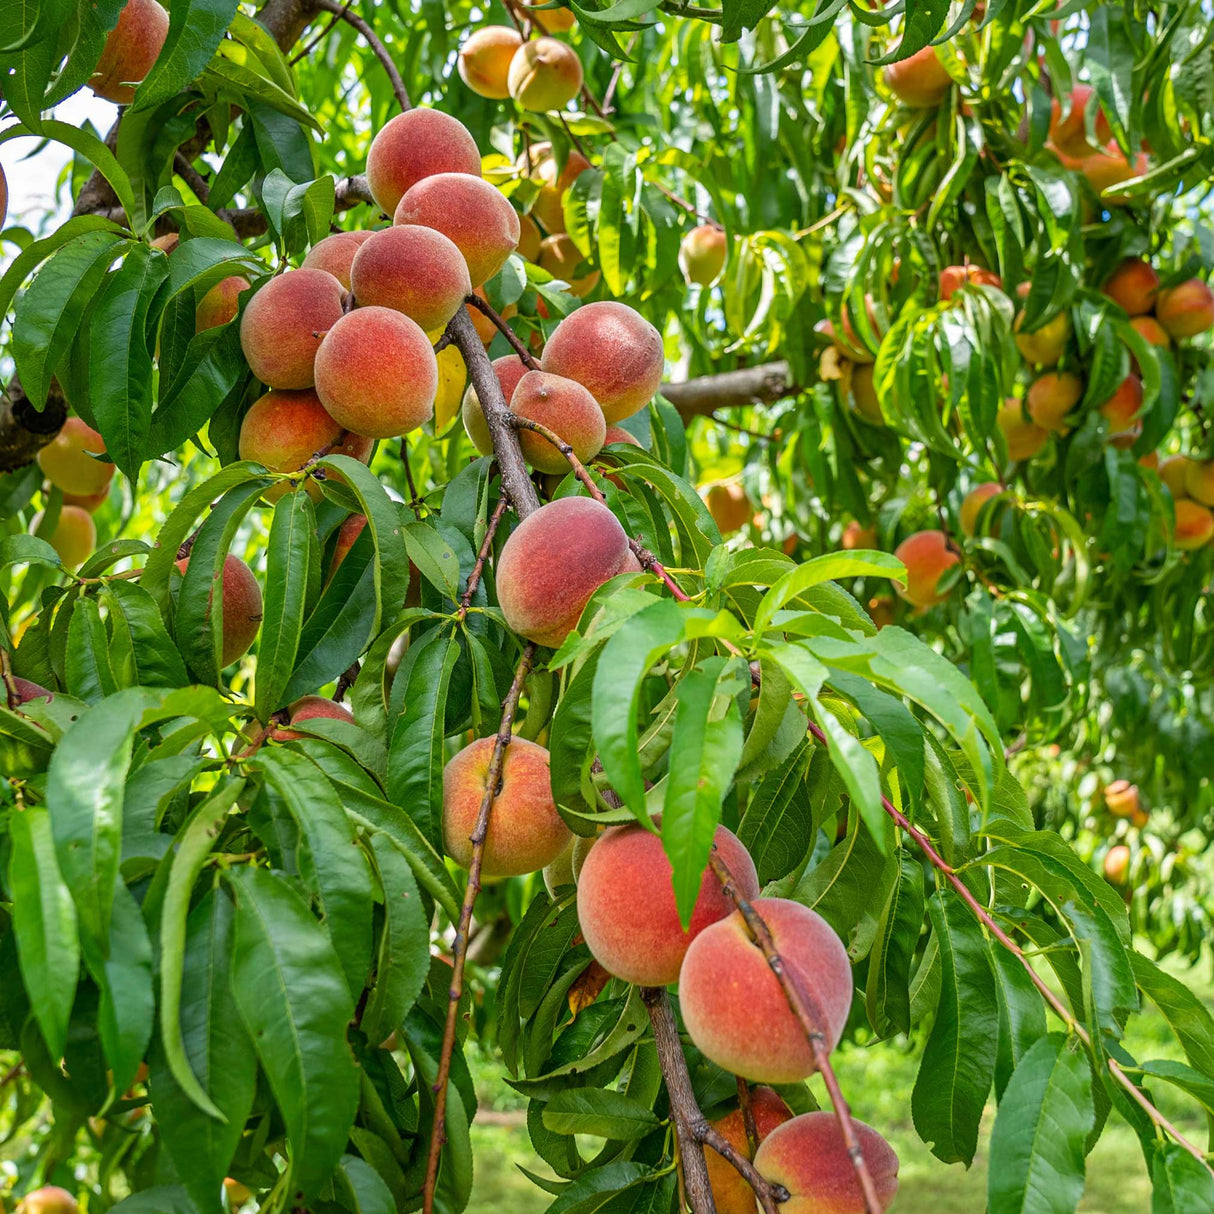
[1,2,1214,1214]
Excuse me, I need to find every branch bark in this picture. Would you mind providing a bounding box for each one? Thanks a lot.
[661,361,795,419]
[0,377,67,474]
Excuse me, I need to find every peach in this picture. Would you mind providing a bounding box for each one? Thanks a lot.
[603,425,641,448]
[939,264,1002,300]
[1104,844,1130,886]
[16,1186,79,1214]
[365,109,482,219]
[1014,307,1070,365]
[1081,143,1148,203]
[681,225,727,286]
[1139,451,1160,472]
[753,1112,900,1213]
[1103,779,1140,818]
[458,26,524,99]
[175,553,262,667]
[496,496,634,646]
[706,1088,793,1214]
[1159,454,1192,499]
[884,45,952,108]
[1178,500,1214,551]
[816,318,868,365]
[894,530,959,608]
[703,483,752,534]
[1049,84,1111,157]
[517,143,591,235]
[838,295,881,363]
[224,1178,253,1208]
[1184,460,1214,506]
[442,736,570,876]
[1099,374,1143,432]
[543,832,598,893]
[576,820,758,986]
[63,487,110,512]
[273,695,353,740]
[538,233,599,297]
[301,230,375,291]
[508,38,583,112]
[960,482,1002,536]
[196,276,249,332]
[350,225,471,331]
[1102,257,1158,316]
[541,301,664,423]
[841,520,877,549]
[150,232,178,253]
[522,0,576,32]
[465,288,519,345]
[37,417,113,497]
[1155,279,1214,339]
[517,212,543,262]
[314,307,437,439]
[1026,371,1083,434]
[868,594,895,629]
[462,355,530,454]
[239,269,346,390]
[328,514,367,579]
[997,398,1048,461]
[91,0,168,104]
[31,506,96,569]
[850,363,883,424]
[1131,315,1171,353]
[510,370,606,474]
[680,898,853,1082]
[395,173,521,288]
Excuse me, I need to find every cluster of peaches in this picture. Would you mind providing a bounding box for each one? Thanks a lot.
[1094,779,1147,888]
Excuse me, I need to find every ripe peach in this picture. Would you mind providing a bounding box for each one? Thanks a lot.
[91,0,168,104]
[175,553,262,668]
[960,482,1002,537]
[349,225,471,331]
[1099,374,1143,433]
[1013,307,1070,366]
[517,143,591,235]
[196,276,249,332]
[841,520,877,550]
[240,269,346,390]
[541,301,664,423]
[997,398,1048,461]
[150,232,179,253]
[522,0,576,32]
[680,225,727,286]
[681,898,853,1081]
[1184,460,1214,507]
[1172,500,1213,549]
[328,514,367,579]
[496,496,635,646]
[939,264,1002,300]
[462,356,530,454]
[1102,257,1158,316]
[1026,371,1083,434]
[1159,454,1192,499]
[63,488,110,512]
[1080,142,1148,203]
[465,288,519,345]
[894,530,959,608]
[1103,779,1140,818]
[365,109,482,219]
[576,820,758,986]
[1139,451,1160,472]
[510,370,606,474]
[16,1186,79,1214]
[314,307,437,439]
[603,425,641,448]
[395,173,521,287]
[706,1088,793,1214]
[753,1111,900,1213]
[508,38,583,112]
[31,506,96,569]
[1049,84,1111,157]
[703,483,752,534]
[442,736,570,876]
[1131,315,1172,354]
[1155,279,1214,340]
[37,417,113,497]
[850,364,883,424]
[301,230,375,291]
[538,233,599,297]
[273,695,354,741]
[517,213,543,262]
[458,26,524,99]
[1104,844,1130,885]
[884,45,952,108]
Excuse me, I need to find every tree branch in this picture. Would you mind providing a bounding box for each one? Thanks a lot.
[661,362,794,419]
[313,0,411,111]
[464,291,540,370]
[0,376,68,474]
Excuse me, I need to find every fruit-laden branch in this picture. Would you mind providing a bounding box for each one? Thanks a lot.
[661,361,795,419]
[313,0,410,111]
[0,377,67,474]
[423,643,537,1214]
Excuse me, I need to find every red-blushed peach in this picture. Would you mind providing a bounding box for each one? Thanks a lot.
[394,174,521,288]
[31,506,96,569]
[442,736,570,875]
[350,225,472,331]
[508,37,583,112]
[273,695,354,741]
[239,269,346,390]
[522,0,576,32]
[314,307,437,439]
[1156,278,1214,339]
[517,143,591,235]
[1139,450,1160,472]
[462,355,530,454]
[175,553,262,668]
[850,363,883,424]
[680,898,853,1082]
[1100,373,1144,435]
[517,212,543,262]
[680,225,727,286]
[1104,844,1131,885]
[1102,257,1158,316]
[1174,500,1214,550]
[1131,314,1172,351]
[497,497,635,646]
[15,1186,80,1214]
[91,0,168,104]
[510,370,606,474]
[541,301,664,423]
[753,1111,900,1214]
[702,483,752,534]
[458,26,524,98]
[538,233,599,297]
[576,820,758,986]
[37,417,113,497]
[1080,142,1148,203]
[1049,84,1111,157]
[1014,307,1070,366]
[841,520,878,550]
[301,230,375,290]
[816,318,869,365]
[1102,779,1140,817]
[1158,454,1192,499]
[997,398,1048,461]
[150,232,179,253]
[960,482,1002,537]
[939,264,1002,300]
[365,109,482,219]
[1184,460,1214,507]
[705,1087,793,1214]
[884,45,952,108]
[328,513,367,580]
[603,425,641,447]
[893,529,959,608]
[1026,371,1083,434]
[196,276,249,333]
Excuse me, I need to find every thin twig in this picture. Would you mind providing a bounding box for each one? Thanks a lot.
[0,1062,25,1091]
[0,648,20,711]
[457,492,511,622]
[173,152,211,205]
[736,1076,759,1156]
[313,0,411,111]
[290,0,351,64]
[398,437,423,517]
[710,414,780,442]
[333,661,360,702]
[464,292,540,370]
[698,1122,783,1214]
[558,113,591,162]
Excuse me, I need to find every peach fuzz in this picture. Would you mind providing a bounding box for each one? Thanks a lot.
[522,0,576,32]
[301,230,375,290]
[705,1088,793,1214]
[1102,257,1158,316]
[1099,374,1143,431]
[458,26,524,98]
[395,173,521,288]
[37,417,113,497]
[1026,371,1083,434]
[850,363,883,424]
[884,45,952,108]
[680,225,727,286]
[314,307,437,439]
[680,897,852,1082]
[1183,459,1214,507]
[753,1112,900,1214]
[462,356,530,454]
[517,143,591,235]
[510,370,606,474]
[508,37,583,112]
[16,1187,79,1214]
[350,225,471,331]
[939,264,1001,300]
[196,276,249,332]
[603,425,641,448]
[1013,307,1070,366]
[273,695,354,741]
[174,553,262,668]
[496,496,634,647]
[237,388,356,502]
[91,0,168,104]
[31,506,96,569]
[997,398,1048,461]
[1155,278,1214,340]
[703,482,752,534]
[1049,84,1111,157]
[841,520,878,550]
[538,233,600,297]
[239,269,346,390]
[960,482,1002,536]
[541,301,665,423]
[576,820,758,986]
[365,109,481,219]
[893,529,959,608]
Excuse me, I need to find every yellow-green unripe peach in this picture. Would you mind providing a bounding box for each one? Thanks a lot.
[496,497,634,647]
[680,898,853,1082]
[680,225,726,286]
[442,737,571,876]
[1158,454,1191,499]
[1173,500,1214,550]
[753,1112,900,1213]
[16,1186,80,1214]
[395,174,521,288]
[510,370,606,474]
[314,307,437,439]
[541,301,664,423]
[37,417,113,497]
[997,398,1048,461]
[703,482,751,534]
[350,225,472,331]
[960,482,1002,537]
[517,213,543,262]
[301,230,375,290]
[462,356,530,454]
[31,506,96,569]
[174,553,262,668]
[91,0,168,104]
[240,269,346,390]
[884,45,951,108]
[196,276,249,332]
[1155,278,1214,340]
[508,38,583,112]
[1014,307,1071,366]
[542,832,597,894]
[458,27,524,99]
[1184,459,1214,506]
[849,363,883,424]
[1026,371,1083,434]
[365,109,482,219]
[576,820,759,986]
[893,529,959,608]
[273,695,353,740]
[1102,257,1158,316]
[705,1088,793,1214]
[538,233,599,297]
[516,143,591,235]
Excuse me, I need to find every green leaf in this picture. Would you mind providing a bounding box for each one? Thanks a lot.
[1151,1142,1214,1213]
[755,550,907,632]
[336,1154,397,1214]
[865,850,925,1038]
[130,0,241,112]
[542,1089,660,1139]
[103,579,190,688]
[737,738,813,884]
[542,1162,653,1214]
[65,594,118,702]
[990,943,1049,1102]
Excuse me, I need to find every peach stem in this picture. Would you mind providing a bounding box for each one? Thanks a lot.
[464,290,541,370]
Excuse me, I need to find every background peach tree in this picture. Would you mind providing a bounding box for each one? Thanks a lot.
[2,1,1214,1213]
